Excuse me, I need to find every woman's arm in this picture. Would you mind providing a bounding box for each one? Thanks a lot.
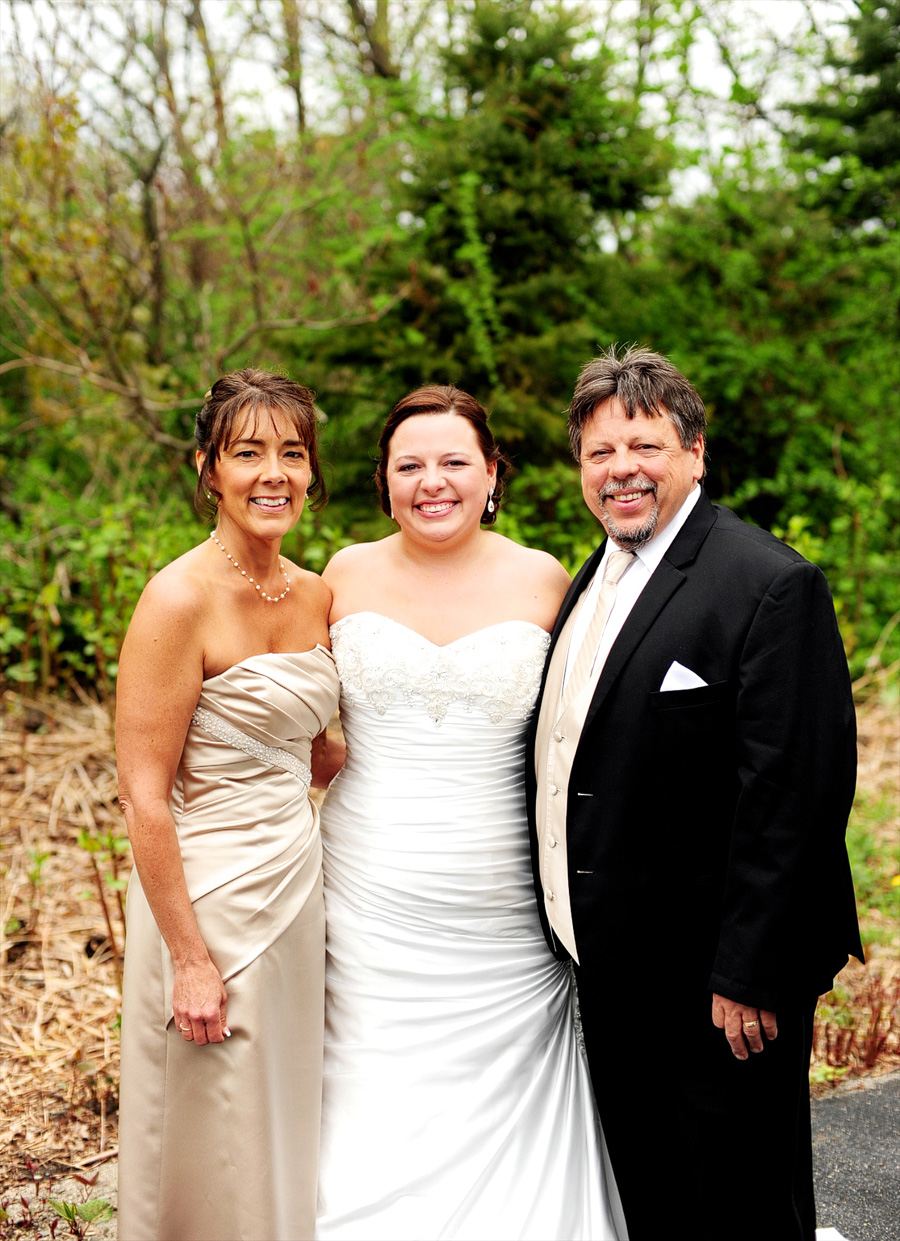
[311,728,346,788]
[116,569,229,1046]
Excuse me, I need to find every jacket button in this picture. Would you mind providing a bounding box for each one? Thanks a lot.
[553,731,564,742]
[547,891,555,901]
[548,836,557,848]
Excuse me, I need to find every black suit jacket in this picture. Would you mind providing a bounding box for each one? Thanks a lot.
[527,491,862,1011]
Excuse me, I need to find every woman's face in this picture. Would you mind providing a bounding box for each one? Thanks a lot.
[200,405,312,542]
[386,413,496,545]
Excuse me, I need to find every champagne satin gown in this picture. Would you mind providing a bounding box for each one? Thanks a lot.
[118,648,339,1241]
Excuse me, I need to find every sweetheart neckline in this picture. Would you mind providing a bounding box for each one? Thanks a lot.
[329,612,550,650]
[202,644,333,685]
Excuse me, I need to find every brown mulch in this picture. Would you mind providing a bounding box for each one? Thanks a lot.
[1,692,124,1197]
[1,682,898,1199]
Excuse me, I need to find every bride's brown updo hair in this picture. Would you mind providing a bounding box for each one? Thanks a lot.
[194,368,326,520]
[375,385,510,526]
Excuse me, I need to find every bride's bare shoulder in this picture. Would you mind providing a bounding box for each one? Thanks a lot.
[490,534,570,590]
[480,535,571,630]
[323,536,397,586]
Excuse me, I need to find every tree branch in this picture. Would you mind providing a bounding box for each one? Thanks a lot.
[0,344,196,449]
[215,285,411,370]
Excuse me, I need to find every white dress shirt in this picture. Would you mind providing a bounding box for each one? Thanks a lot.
[563,484,703,689]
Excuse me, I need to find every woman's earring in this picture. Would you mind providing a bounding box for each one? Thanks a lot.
[487,488,495,514]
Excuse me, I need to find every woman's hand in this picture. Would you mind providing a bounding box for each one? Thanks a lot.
[173,957,230,1045]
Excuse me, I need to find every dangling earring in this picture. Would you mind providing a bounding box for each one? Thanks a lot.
[388,495,395,520]
[487,488,495,514]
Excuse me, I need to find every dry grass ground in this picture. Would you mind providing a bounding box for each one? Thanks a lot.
[1,694,124,1217]
[1,683,897,1231]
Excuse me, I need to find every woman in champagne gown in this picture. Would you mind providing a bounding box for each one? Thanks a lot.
[116,370,342,1241]
[316,386,625,1241]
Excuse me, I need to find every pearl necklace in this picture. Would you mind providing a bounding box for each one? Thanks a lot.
[210,531,291,603]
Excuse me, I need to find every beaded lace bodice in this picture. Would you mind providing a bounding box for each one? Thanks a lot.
[330,612,551,726]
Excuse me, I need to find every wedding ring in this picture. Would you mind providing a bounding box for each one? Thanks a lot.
[179,1023,191,1032]
[742,1019,759,1029]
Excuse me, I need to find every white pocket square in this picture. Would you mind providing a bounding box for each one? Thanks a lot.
[660,661,708,692]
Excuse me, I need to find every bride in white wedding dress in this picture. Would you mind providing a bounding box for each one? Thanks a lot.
[316,386,625,1241]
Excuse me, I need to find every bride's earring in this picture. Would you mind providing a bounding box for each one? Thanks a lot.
[487,488,495,514]
[389,494,395,520]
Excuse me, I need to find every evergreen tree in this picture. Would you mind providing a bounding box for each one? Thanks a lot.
[310,0,673,535]
[790,0,900,226]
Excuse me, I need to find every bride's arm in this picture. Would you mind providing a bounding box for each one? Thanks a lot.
[116,569,229,1047]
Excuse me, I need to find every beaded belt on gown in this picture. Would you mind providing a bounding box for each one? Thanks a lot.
[191,706,312,790]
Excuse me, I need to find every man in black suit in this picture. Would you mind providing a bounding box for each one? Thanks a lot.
[528,346,862,1240]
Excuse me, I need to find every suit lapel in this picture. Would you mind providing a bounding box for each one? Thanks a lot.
[550,545,606,646]
[532,543,607,711]
[580,492,718,732]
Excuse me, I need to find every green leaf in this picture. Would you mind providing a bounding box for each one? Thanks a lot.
[4,661,38,683]
[48,1200,79,1222]
[77,1198,113,1223]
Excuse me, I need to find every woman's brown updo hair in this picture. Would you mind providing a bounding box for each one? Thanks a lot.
[375,386,510,526]
[194,368,326,520]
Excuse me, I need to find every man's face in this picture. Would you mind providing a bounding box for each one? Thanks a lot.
[579,398,704,550]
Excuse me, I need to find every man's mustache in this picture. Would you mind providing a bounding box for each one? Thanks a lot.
[599,478,658,499]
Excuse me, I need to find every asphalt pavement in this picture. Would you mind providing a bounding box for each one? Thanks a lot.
[812,1070,899,1241]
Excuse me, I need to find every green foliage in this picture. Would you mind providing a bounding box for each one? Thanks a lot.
[498,461,600,573]
[808,1062,850,1086]
[48,1197,113,1232]
[303,1,673,529]
[1,0,897,690]
[448,171,503,386]
[846,790,900,947]
[789,0,900,226]
[0,437,199,692]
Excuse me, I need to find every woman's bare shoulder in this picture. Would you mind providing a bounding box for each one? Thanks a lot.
[491,535,570,586]
[283,563,332,614]
[322,538,398,623]
[322,537,395,584]
[135,544,212,622]
[483,535,571,628]
[117,547,210,697]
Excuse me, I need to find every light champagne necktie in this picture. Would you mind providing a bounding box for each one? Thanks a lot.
[561,549,634,712]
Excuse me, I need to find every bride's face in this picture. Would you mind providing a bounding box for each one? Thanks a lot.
[386,413,497,545]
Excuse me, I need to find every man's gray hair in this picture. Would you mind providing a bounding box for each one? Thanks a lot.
[568,345,707,460]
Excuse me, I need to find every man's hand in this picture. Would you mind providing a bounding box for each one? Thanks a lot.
[712,993,777,1060]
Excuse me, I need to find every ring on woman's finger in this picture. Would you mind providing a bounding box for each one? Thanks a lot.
[742,1019,759,1029]
[179,1023,192,1032]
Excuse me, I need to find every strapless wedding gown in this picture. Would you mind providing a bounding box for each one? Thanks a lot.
[317,614,624,1241]
[118,649,339,1241]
